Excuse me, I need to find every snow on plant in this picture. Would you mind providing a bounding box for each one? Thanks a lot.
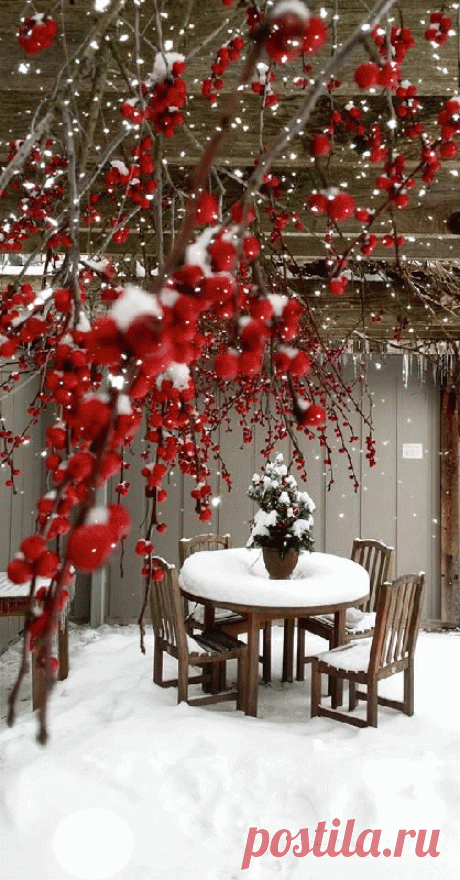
[247,453,315,555]
[0,0,456,740]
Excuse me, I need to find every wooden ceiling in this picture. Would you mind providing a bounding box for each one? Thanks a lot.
[1,0,460,340]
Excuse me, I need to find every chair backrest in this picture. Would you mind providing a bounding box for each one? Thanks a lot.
[351,538,395,612]
[149,557,188,656]
[369,572,425,675]
[178,533,232,567]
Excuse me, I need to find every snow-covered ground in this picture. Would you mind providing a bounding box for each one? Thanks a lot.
[1,623,459,880]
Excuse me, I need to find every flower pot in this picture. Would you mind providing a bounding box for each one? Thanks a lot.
[262,547,299,579]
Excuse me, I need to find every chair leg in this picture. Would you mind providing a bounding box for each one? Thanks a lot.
[153,641,163,685]
[217,660,227,691]
[177,659,189,703]
[349,680,357,712]
[403,660,414,715]
[236,655,245,711]
[310,659,321,717]
[210,663,220,693]
[366,680,378,727]
[262,623,271,683]
[296,626,305,681]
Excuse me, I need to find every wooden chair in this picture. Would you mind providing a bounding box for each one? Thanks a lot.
[0,573,73,709]
[178,533,242,631]
[179,533,273,683]
[149,556,247,710]
[296,538,394,681]
[310,572,425,728]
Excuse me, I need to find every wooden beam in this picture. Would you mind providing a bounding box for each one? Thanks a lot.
[440,379,460,625]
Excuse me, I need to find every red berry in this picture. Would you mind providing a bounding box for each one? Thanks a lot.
[53,288,72,312]
[66,524,113,572]
[195,192,219,225]
[214,351,238,379]
[327,191,355,223]
[266,6,310,64]
[440,140,458,158]
[309,134,331,156]
[302,17,327,55]
[300,403,326,427]
[7,558,33,584]
[21,536,47,562]
[354,63,379,89]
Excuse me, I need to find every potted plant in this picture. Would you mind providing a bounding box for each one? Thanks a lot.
[247,452,315,579]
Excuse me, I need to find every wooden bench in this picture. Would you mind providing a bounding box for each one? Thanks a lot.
[0,573,71,709]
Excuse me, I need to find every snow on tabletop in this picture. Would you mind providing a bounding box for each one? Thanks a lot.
[180,548,369,608]
[0,572,51,598]
[1,625,458,880]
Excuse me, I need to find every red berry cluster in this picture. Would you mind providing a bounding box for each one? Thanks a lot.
[375,154,414,208]
[265,5,327,64]
[372,24,415,63]
[354,61,401,91]
[420,143,441,184]
[251,63,278,108]
[120,57,186,137]
[18,14,58,54]
[395,82,424,139]
[0,139,68,252]
[331,103,365,138]
[425,11,452,46]
[201,37,244,103]
[438,98,460,159]
[366,124,387,163]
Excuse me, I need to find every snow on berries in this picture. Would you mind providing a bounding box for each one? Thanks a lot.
[425,11,452,47]
[308,188,355,223]
[18,14,58,54]
[120,52,186,136]
[265,2,326,64]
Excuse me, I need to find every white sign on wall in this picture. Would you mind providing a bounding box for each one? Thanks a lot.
[402,443,423,460]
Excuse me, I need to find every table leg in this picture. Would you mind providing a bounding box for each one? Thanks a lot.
[282,618,295,682]
[331,609,345,708]
[245,613,261,716]
[203,602,220,692]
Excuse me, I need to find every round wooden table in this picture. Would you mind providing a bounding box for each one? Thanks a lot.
[179,548,370,716]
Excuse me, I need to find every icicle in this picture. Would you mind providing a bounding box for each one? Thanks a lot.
[418,354,425,384]
[402,352,409,388]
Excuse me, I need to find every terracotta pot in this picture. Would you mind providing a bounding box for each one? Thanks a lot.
[262,547,299,579]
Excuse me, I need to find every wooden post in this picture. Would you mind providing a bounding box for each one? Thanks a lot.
[440,379,460,625]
